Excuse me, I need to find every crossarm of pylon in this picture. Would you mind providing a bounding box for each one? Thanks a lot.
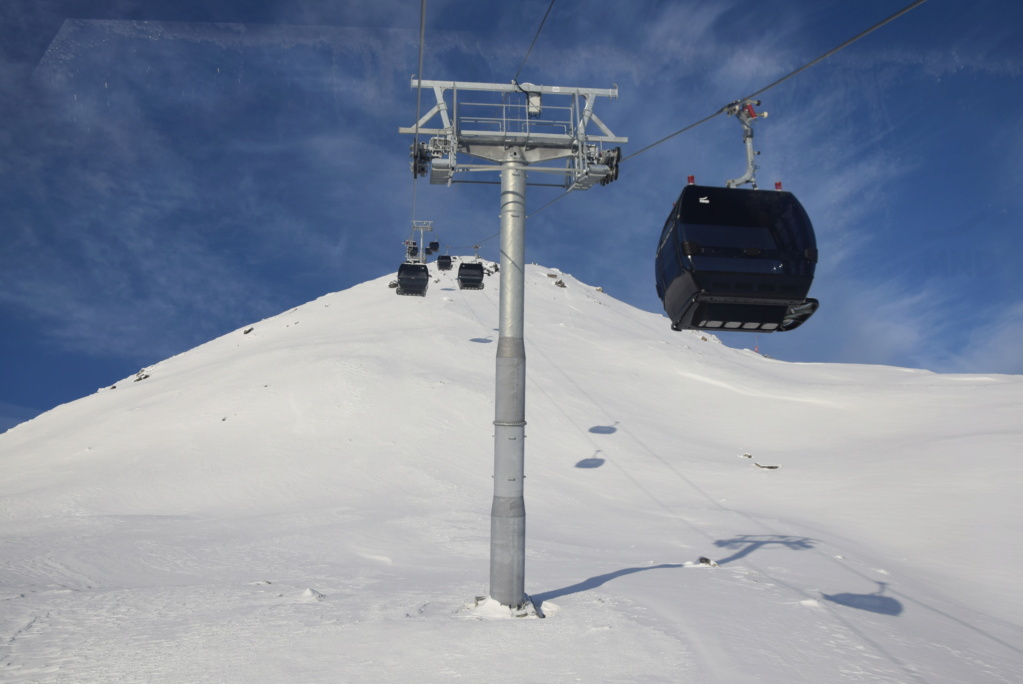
[583,110,621,142]
[410,78,619,98]
[399,85,453,136]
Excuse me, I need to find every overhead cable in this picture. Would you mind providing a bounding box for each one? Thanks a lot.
[410,0,427,226]
[525,189,574,219]
[513,0,556,83]
[739,0,931,104]
[458,230,500,251]
[620,108,729,163]
[621,0,931,164]
[480,0,932,227]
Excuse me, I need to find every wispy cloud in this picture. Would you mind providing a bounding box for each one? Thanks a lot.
[2,1,1020,382]
[5,19,414,360]
[946,302,1023,375]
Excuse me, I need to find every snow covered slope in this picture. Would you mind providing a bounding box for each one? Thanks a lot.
[2,260,1021,683]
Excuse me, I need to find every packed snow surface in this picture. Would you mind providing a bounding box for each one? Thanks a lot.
[2,261,1021,682]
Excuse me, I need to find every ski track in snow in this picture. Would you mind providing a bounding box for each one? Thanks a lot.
[2,263,1022,682]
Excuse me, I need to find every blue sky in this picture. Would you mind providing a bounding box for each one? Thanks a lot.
[2,0,1021,431]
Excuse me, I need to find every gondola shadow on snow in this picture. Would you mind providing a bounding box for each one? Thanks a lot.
[822,582,903,616]
[588,422,618,434]
[469,338,492,344]
[531,564,685,604]
[575,450,605,468]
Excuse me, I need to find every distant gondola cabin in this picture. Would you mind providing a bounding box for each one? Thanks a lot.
[457,262,485,290]
[396,262,429,296]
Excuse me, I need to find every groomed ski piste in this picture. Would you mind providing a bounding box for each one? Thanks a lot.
[2,260,1021,683]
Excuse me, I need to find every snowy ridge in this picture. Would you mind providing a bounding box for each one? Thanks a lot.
[2,261,1022,682]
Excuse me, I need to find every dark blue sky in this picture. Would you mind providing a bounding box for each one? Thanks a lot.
[3,0,1022,431]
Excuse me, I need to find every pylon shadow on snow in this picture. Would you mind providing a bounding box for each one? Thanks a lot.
[712,535,816,565]
[531,564,685,604]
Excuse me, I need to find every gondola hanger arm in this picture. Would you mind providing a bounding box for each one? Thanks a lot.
[725,99,767,189]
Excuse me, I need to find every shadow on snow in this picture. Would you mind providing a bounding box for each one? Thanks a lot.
[823,582,903,616]
[575,450,605,468]
[532,564,685,604]
[713,537,905,617]
[713,534,816,565]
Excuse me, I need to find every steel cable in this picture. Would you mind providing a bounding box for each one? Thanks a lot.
[621,0,931,164]
[513,0,556,83]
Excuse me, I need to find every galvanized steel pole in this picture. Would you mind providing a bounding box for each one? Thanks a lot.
[490,153,528,608]
[400,80,626,611]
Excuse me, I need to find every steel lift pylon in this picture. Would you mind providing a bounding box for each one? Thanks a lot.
[401,79,626,612]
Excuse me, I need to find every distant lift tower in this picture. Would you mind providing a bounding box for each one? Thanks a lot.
[407,220,434,263]
[400,80,627,612]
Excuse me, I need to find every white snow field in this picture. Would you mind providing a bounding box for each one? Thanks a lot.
[2,261,1021,683]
